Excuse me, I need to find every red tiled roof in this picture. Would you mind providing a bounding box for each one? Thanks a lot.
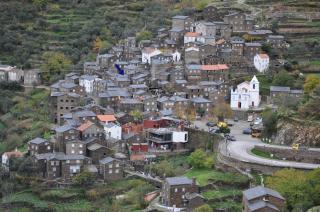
[130,154,145,161]
[143,47,156,54]
[258,54,269,59]
[216,39,225,45]
[77,121,94,132]
[97,115,116,122]
[4,151,23,158]
[185,32,201,37]
[201,64,229,71]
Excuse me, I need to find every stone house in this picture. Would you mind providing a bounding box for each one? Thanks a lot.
[83,62,100,75]
[186,85,204,99]
[54,125,80,152]
[231,36,245,56]
[199,44,217,61]
[266,35,286,49]
[98,89,131,110]
[157,96,175,111]
[1,149,23,171]
[65,140,86,155]
[28,138,53,156]
[162,176,199,208]
[142,95,158,112]
[223,12,254,33]
[195,21,216,37]
[174,80,188,92]
[53,92,80,124]
[77,121,104,141]
[184,47,200,64]
[96,54,116,69]
[119,98,144,113]
[269,86,303,104]
[171,15,192,32]
[35,152,91,180]
[244,43,261,61]
[99,157,123,182]
[87,143,113,164]
[190,97,212,115]
[24,69,42,86]
[243,186,285,212]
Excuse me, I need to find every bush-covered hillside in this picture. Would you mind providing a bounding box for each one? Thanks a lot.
[0,0,177,69]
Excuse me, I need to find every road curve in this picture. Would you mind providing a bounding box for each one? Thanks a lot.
[220,140,320,170]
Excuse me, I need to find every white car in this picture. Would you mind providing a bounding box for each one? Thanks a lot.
[254,117,262,125]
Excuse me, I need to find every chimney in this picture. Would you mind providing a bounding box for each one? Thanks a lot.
[192,177,196,185]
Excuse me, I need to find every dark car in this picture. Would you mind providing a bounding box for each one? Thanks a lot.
[243,128,252,135]
[228,135,236,141]
[206,122,216,127]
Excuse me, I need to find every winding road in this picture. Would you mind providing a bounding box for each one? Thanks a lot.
[194,120,320,170]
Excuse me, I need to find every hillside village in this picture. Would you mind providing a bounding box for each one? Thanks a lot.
[0,1,320,212]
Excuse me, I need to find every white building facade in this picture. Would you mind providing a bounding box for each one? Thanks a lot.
[79,75,99,94]
[254,54,269,73]
[103,123,122,140]
[142,47,162,64]
[230,76,260,110]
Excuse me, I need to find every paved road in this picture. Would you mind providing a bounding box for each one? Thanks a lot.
[194,119,320,170]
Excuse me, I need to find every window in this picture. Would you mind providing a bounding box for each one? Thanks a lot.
[109,169,113,174]
[116,163,119,168]
[79,144,83,148]
[72,144,75,147]
[51,161,55,166]
[76,160,80,164]
[182,188,185,192]
[66,160,70,164]
[115,169,119,173]
[79,150,83,154]
[47,146,51,150]
[109,164,113,168]
[53,167,56,172]
[71,150,75,154]
[175,188,178,192]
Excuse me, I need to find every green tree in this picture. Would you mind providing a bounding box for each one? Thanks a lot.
[195,204,212,212]
[266,169,312,211]
[130,110,143,122]
[261,108,278,137]
[304,75,320,94]
[136,30,153,42]
[32,0,48,9]
[41,52,72,83]
[92,37,103,53]
[272,70,295,87]
[212,102,233,121]
[73,171,95,187]
[187,149,214,169]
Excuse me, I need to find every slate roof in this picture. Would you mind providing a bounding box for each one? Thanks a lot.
[74,110,96,117]
[270,86,290,92]
[87,143,105,151]
[28,137,47,145]
[55,125,75,133]
[166,176,193,186]
[191,97,212,103]
[172,15,189,20]
[245,42,262,47]
[248,200,280,211]
[35,152,87,161]
[243,186,285,201]
[99,156,117,164]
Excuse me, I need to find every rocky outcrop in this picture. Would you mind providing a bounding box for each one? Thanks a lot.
[274,118,320,147]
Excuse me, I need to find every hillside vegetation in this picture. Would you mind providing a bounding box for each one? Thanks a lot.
[0,0,177,69]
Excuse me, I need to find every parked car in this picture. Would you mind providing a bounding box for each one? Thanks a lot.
[254,117,262,125]
[227,121,234,127]
[234,117,239,122]
[247,115,253,122]
[206,122,216,127]
[228,135,236,141]
[243,128,252,135]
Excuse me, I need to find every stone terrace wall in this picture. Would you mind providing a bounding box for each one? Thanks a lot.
[254,145,320,164]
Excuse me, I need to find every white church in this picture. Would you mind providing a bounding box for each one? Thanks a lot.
[230,76,260,110]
